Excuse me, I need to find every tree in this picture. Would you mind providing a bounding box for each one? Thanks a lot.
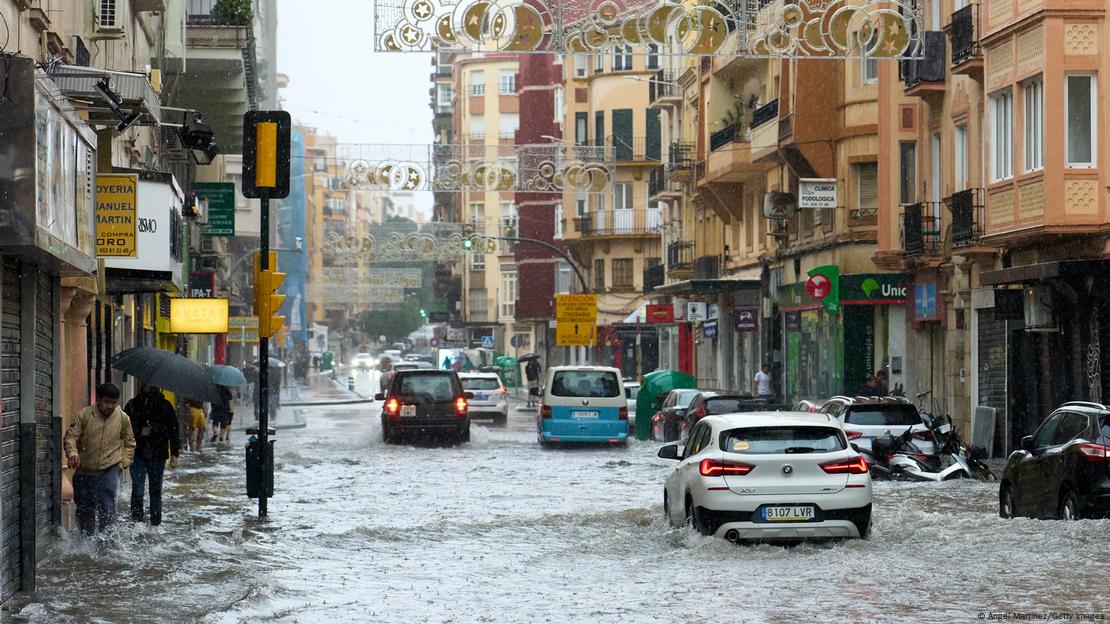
[358,296,424,343]
[212,0,253,26]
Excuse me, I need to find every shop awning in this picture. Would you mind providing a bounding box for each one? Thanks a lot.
[48,64,162,127]
[623,303,648,324]
[982,260,1110,286]
[652,278,760,296]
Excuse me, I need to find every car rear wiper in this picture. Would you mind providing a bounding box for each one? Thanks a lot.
[784,446,817,454]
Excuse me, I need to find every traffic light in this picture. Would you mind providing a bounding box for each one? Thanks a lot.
[253,251,286,338]
[241,111,292,199]
[462,236,475,252]
[420,308,427,318]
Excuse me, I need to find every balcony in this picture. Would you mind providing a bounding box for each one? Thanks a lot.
[644,264,665,294]
[569,209,663,239]
[949,4,983,80]
[948,188,985,248]
[750,99,780,162]
[901,31,947,103]
[610,136,661,165]
[902,202,943,257]
[710,125,740,152]
[667,240,695,277]
[668,142,694,174]
[648,71,681,108]
[693,255,721,280]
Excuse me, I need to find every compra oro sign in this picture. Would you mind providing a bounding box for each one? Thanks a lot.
[96,174,138,257]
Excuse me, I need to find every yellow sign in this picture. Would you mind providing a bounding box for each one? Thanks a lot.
[96,174,138,257]
[228,316,259,343]
[556,294,598,323]
[556,320,596,347]
[169,299,230,334]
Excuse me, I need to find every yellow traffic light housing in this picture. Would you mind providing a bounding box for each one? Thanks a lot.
[252,251,285,338]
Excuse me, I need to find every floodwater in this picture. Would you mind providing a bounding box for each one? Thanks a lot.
[15,371,1110,623]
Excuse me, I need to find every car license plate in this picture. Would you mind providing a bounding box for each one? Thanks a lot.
[762,505,815,522]
[938,423,951,434]
[572,411,598,419]
[474,393,488,401]
[400,405,416,418]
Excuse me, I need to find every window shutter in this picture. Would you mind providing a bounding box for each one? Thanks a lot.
[857,163,878,217]
[646,108,661,161]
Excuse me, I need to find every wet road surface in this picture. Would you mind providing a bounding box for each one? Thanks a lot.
[15,371,1110,623]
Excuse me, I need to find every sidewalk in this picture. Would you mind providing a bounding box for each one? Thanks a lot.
[282,370,374,405]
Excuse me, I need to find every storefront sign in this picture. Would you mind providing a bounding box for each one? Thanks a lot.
[228,316,259,343]
[169,298,229,334]
[806,265,840,314]
[703,321,718,339]
[195,182,236,237]
[687,302,707,322]
[189,272,215,298]
[914,282,939,321]
[103,174,185,293]
[785,311,802,332]
[645,304,675,323]
[96,174,138,257]
[799,178,837,209]
[707,303,719,320]
[763,191,798,220]
[841,274,909,305]
[734,308,758,332]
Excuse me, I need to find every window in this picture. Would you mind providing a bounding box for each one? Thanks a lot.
[499,265,517,319]
[593,259,605,291]
[613,182,632,211]
[436,84,453,109]
[550,370,620,398]
[647,43,660,70]
[861,32,878,84]
[390,373,458,401]
[499,113,519,139]
[469,70,485,96]
[575,190,587,216]
[613,44,633,71]
[555,261,572,294]
[989,89,1013,180]
[469,202,485,229]
[573,55,587,78]
[1051,412,1089,447]
[499,201,518,248]
[554,87,565,122]
[499,70,516,94]
[899,141,916,204]
[721,427,846,454]
[1032,413,1063,449]
[843,405,924,426]
[612,258,634,289]
[855,162,878,218]
[468,288,488,321]
[1024,76,1043,172]
[954,124,968,191]
[554,205,564,238]
[575,113,588,146]
[1066,74,1096,167]
[595,53,604,73]
[470,115,485,139]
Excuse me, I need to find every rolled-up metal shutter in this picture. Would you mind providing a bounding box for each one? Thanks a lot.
[0,258,22,597]
[33,271,55,561]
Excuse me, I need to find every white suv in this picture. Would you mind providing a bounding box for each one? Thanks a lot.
[458,372,509,425]
[660,412,872,541]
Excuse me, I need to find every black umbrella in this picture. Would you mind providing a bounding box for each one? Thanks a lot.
[518,353,541,363]
[112,347,222,403]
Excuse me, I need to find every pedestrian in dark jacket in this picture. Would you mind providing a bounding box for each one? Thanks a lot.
[125,384,180,526]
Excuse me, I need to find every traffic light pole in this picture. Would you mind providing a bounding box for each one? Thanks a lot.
[258,195,271,518]
[495,236,589,294]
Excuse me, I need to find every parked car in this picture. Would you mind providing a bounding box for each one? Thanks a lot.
[537,366,627,446]
[351,353,376,370]
[458,372,509,425]
[376,370,471,444]
[820,397,935,457]
[652,389,704,442]
[1000,401,1110,520]
[624,380,640,432]
[659,412,872,541]
[794,400,823,413]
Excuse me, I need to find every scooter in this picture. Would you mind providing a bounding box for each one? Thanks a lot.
[867,428,974,481]
[922,412,995,481]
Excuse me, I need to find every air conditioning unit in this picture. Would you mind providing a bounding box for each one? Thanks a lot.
[1024,286,1057,332]
[94,0,125,36]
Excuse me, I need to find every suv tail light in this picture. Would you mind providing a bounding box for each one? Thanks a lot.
[699,458,753,477]
[455,396,468,416]
[541,404,552,419]
[845,430,863,440]
[821,456,870,475]
[385,397,400,419]
[499,385,507,395]
[619,406,628,420]
[1077,443,1110,462]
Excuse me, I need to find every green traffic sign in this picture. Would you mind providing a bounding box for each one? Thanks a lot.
[196,182,236,237]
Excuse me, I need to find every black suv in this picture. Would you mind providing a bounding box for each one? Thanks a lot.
[1000,401,1110,520]
[376,370,472,444]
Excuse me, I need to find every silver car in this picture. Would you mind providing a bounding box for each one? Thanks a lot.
[458,372,509,425]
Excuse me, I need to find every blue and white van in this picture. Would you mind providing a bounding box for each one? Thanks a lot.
[537,366,628,445]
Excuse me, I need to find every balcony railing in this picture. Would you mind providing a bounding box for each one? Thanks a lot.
[649,71,680,105]
[644,264,666,294]
[948,188,985,247]
[950,4,981,66]
[693,160,706,180]
[902,202,943,256]
[610,136,660,162]
[668,141,694,172]
[186,24,249,48]
[574,209,663,237]
[710,124,741,152]
[750,99,779,129]
[901,31,946,88]
[693,255,721,280]
[648,165,667,197]
[667,240,695,271]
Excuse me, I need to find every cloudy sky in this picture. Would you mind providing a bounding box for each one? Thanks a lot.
[276,0,434,215]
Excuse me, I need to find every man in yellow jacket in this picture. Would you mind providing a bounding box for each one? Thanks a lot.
[63,383,137,536]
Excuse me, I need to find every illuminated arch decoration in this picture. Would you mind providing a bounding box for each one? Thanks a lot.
[335,144,614,193]
[321,222,507,263]
[373,0,924,59]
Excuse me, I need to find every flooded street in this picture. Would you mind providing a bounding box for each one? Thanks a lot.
[16,373,1110,623]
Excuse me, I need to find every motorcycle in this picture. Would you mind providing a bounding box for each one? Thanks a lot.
[865,414,994,482]
[921,412,995,481]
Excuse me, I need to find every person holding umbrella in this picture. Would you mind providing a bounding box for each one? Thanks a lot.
[210,385,235,444]
[124,384,180,526]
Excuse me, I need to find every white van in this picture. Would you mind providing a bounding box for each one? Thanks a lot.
[537,366,627,446]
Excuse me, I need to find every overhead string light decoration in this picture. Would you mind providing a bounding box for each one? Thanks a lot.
[373,0,924,59]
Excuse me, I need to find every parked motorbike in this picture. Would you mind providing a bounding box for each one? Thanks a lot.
[921,412,995,481]
[865,414,994,482]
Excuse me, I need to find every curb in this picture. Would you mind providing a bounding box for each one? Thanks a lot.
[282,398,374,407]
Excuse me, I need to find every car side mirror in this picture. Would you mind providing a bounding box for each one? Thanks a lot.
[850,443,861,453]
[657,444,681,460]
[375,393,385,401]
[464,392,475,400]
[1021,435,1034,451]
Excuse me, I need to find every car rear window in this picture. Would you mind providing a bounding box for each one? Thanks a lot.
[550,371,620,398]
[461,378,500,391]
[705,397,759,415]
[843,405,922,427]
[392,373,457,401]
[721,426,846,454]
[675,391,700,408]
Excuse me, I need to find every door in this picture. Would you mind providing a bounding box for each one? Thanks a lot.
[613,183,632,233]
[646,108,661,161]
[33,271,57,563]
[0,258,21,598]
[612,109,633,161]
[1013,411,1063,516]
